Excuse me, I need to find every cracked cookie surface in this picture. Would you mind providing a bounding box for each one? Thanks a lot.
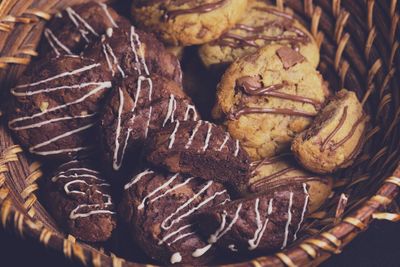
[213,45,329,160]
[199,1,320,69]
[131,0,249,45]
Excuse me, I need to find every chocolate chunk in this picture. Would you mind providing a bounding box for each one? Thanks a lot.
[276,46,305,69]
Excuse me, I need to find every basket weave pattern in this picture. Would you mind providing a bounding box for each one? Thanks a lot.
[0,0,400,266]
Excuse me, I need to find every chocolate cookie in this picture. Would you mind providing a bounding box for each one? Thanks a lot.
[248,154,332,212]
[131,0,249,45]
[8,55,112,161]
[144,120,250,189]
[83,26,182,83]
[41,2,128,58]
[199,1,320,69]
[197,183,310,254]
[101,75,199,172]
[214,45,329,160]
[45,160,116,242]
[292,89,368,173]
[120,169,231,265]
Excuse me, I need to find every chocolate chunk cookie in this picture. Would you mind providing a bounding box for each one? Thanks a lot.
[199,1,320,69]
[144,120,250,189]
[292,89,368,173]
[197,183,310,253]
[83,26,182,83]
[101,75,199,172]
[120,169,231,265]
[45,160,116,242]
[131,0,249,45]
[214,45,329,160]
[41,2,129,58]
[248,154,332,212]
[8,55,112,161]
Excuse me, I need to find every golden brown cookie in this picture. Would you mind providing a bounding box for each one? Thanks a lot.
[214,45,329,160]
[246,154,332,212]
[199,1,319,69]
[131,0,249,45]
[292,89,368,174]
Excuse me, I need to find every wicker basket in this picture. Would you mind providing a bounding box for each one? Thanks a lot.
[0,0,400,266]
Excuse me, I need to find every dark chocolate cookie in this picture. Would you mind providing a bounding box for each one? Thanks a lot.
[41,2,129,58]
[101,75,199,172]
[83,26,182,83]
[197,183,310,254]
[8,55,112,161]
[144,120,250,189]
[45,160,116,242]
[120,169,231,265]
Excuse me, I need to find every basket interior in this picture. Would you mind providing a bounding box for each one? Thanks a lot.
[0,0,399,266]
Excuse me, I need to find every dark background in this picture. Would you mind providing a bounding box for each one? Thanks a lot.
[1,219,400,267]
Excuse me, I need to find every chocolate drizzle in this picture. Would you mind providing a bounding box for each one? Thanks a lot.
[213,6,310,50]
[163,0,229,21]
[320,105,367,152]
[249,154,320,192]
[228,76,321,120]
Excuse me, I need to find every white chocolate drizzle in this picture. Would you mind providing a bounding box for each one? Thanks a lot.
[293,183,309,241]
[208,203,243,244]
[281,191,294,249]
[185,120,202,149]
[202,122,213,151]
[228,244,238,252]
[66,7,99,42]
[52,163,114,219]
[184,104,198,121]
[168,121,180,149]
[138,173,180,210]
[98,3,118,28]
[218,132,230,151]
[248,198,273,250]
[234,139,240,157]
[130,26,150,75]
[44,28,74,57]
[170,252,182,264]
[124,169,154,189]
[163,94,177,127]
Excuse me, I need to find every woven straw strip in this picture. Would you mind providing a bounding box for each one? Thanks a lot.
[0,198,11,227]
[343,217,366,230]
[0,15,34,24]
[20,183,38,199]
[370,195,392,206]
[367,0,375,30]
[111,253,124,267]
[305,238,340,254]
[64,238,73,259]
[275,252,297,267]
[0,57,30,68]
[39,227,53,246]
[24,8,51,20]
[250,259,263,267]
[299,243,317,259]
[25,167,42,185]
[334,10,350,43]
[332,0,341,17]
[13,209,24,237]
[334,33,350,71]
[385,176,400,186]
[92,250,102,267]
[372,212,400,222]
[311,6,321,38]
[73,242,87,265]
[321,232,342,248]
[19,48,38,56]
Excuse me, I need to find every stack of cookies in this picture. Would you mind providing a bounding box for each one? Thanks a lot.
[5,1,368,265]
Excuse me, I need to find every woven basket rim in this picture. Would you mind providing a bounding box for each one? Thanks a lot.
[0,0,399,266]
